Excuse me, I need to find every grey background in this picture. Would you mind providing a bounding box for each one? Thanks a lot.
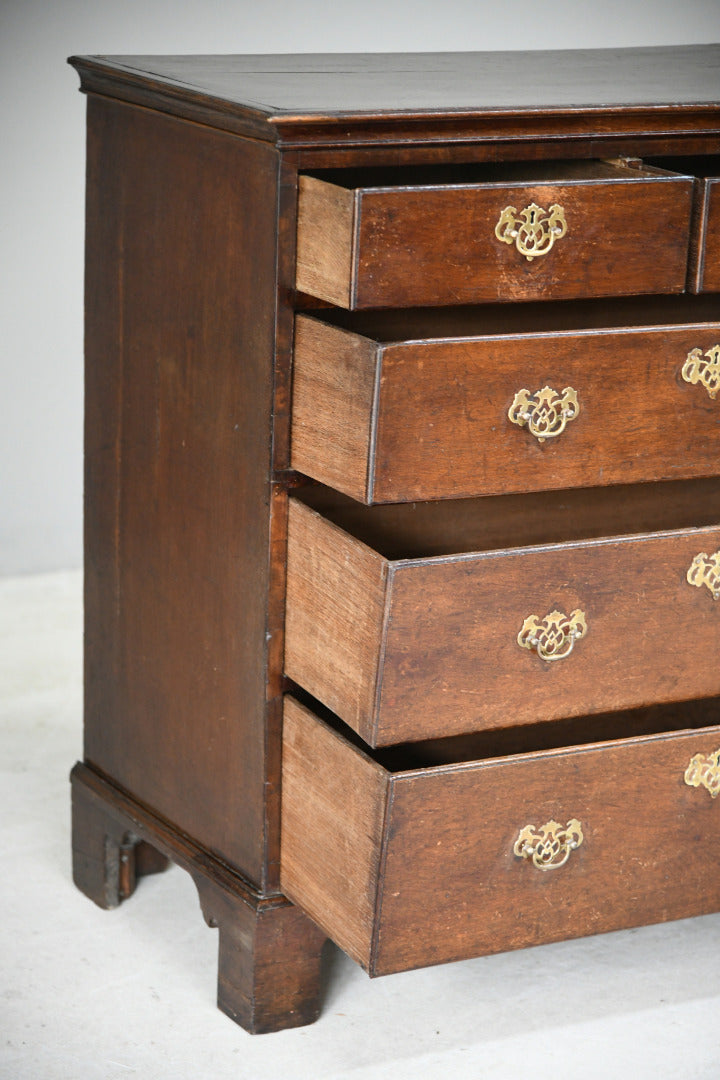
[3,0,720,575]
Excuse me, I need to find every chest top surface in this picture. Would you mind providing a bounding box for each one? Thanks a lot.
[69,46,720,148]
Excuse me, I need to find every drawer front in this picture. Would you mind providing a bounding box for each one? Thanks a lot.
[292,315,720,503]
[285,498,720,746]
[296,170,693,309]
[690,175,720,293]
[281,698,720,976]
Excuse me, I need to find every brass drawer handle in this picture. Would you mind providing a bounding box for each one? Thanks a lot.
[495,202,568,261]
[508,385,579,443]
[682,345,720,400]
[685,750,720,798]
[514,818,584,871]
[687,550,720,600]
[518,608,587,662]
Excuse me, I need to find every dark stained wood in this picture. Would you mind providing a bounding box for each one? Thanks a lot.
[306,292,720,339]
[72,764,169,909]
[195,873,327,1034]
[292,137,720,172]
[69,48,720,149]
[286,495,720,746]
[691,174,720,294]
[262,154,307,892]
[82,94,280,887]
[281,698,720,976]
[375,696,720,771]
[71,763,327,1033]
[649,156,720,293]
[296,161,693,308]
[699,176,720,292]
[292,311,720,503]
[71,48,720,1033]
[376,716,720,975]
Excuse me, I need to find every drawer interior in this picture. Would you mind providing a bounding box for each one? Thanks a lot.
[369,695,720,771]
[648,155,719,180]
[300,293,720,341]
[647,156,720,294]
[295,692,720,773]
[295,476,720,560]
[303,157,686,191]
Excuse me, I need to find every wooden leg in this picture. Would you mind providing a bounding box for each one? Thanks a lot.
[196,876,328,1034]
[70,763,328,1032]
[71,766,169,909]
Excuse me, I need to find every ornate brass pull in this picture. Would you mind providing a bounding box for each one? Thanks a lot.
[518,608,587,662]
[495,202,568,261]
[514,818,584,871]
[682,345,720,400]
[508,385,579,443]
[687,550,720,600]
[685,749,720,798]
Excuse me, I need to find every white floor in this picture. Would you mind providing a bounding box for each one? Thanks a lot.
[3,570,720,1080]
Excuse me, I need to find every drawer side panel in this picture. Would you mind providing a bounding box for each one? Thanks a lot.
[291,317,378,502]
[296,175,356,307]
[285,500,388,741]
[280,698,388,969]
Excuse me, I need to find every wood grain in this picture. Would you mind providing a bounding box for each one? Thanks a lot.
[374,721,720,974]
[649,156,720,294]
[280,703,720,975]
[291,316,378,501]
[71,763,327,1034]
[83,95,280,885]
[296,176,356,306]
[69,48,720,150]
[700,177,720,291]
[286,494,720,745]
[295,162,694,309]
[71,48,720,1031]
[284,498,387,738]
[691,176,720,293]
[378,527,720,743]
[280,698,388,967]
[297,477,720,560]
[291,314,720,503]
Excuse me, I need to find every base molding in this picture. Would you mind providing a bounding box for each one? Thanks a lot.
[70,762,327,1033]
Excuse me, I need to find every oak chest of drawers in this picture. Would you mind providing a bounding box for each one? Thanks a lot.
[69,47,720,1033]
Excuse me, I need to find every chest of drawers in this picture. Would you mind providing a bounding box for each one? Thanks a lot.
[68,47,720,1033]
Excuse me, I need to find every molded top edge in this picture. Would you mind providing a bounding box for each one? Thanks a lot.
[68,47,720,146]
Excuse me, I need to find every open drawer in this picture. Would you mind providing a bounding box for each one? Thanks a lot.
[295,159,693,308]
[651,156,720,293]
[281,696,720,976]
[291,298,720,503]
[284,482,720,746]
